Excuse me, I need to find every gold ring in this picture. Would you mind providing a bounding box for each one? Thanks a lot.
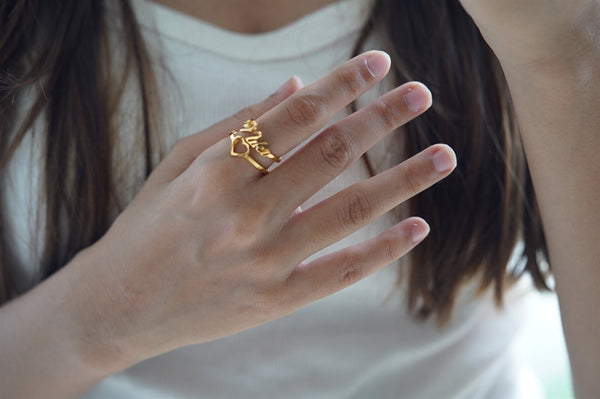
[230,119,281,174]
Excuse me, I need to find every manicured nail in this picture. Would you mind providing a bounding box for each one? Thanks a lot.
[411,220,430,244]
[365,51,391,79]
[432,146,457,173]
[271,76,303,102]
[404,83,432,113]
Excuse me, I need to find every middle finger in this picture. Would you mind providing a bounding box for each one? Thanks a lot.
[263,81,433,218]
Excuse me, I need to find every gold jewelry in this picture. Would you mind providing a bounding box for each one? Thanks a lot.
[230,119,281,174]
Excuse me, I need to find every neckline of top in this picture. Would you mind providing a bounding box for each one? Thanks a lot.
[132,0,373,62]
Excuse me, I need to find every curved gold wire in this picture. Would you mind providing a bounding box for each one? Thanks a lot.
[229,119,281,174]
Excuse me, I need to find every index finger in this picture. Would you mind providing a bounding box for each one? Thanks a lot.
[251,51,391,170]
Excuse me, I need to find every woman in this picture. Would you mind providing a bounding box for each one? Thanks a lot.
[0,0,598,397]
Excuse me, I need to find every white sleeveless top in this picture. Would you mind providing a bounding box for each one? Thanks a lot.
[1,0,545,397]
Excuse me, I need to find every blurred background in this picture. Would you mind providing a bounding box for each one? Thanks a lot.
[520,291,573,399]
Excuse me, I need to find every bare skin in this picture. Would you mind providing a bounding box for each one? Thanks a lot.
[457,1,600,396]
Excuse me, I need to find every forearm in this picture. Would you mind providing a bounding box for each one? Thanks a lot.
[0,252,117,399]
[495,26,600,398]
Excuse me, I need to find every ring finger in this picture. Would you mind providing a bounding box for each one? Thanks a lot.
[278,144,457,265]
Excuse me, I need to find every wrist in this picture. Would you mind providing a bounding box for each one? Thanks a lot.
[61,238,179,378]
[59,245,141,378]
[0,253,115,398]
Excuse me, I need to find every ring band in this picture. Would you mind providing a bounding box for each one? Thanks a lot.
[230,119,280,174]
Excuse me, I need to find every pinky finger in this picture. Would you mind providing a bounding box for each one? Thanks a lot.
[285,217,430,306]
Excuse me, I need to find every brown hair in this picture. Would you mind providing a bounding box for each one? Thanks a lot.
[0,0,157,297]
[0,0,549,321]
[355,0,550,321]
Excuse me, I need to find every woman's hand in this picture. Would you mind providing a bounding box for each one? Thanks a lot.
[59,51,455,375]
[0,51,455,399]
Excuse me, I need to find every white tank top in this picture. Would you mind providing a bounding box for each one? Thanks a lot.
[1,0,547,397]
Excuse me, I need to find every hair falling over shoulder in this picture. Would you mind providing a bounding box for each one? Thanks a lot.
[0,0,157,299]
[354,0,550,322]
[0,0,550,322]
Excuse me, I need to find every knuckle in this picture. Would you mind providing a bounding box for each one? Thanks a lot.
[337,190,373,232]
[372,100,398,131]
[244,292,278,322]
[232,105,257,122]
[284,94,324,128]
[248,284,293,322]
[228,199,274,238]
[336,66,368,98]
[318,127,354,174]
[381,235,398,264]
[400,162,420,195]
[245,204,270,227]
[170,137,191,157]
[337,261,364,287]
[166,137,197,167]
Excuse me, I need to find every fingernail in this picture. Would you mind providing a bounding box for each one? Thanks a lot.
[365,51,391,79]
[432,146,457,173]
[403,84,432,113]
[411,220,430,244]
[271,76,303,102]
